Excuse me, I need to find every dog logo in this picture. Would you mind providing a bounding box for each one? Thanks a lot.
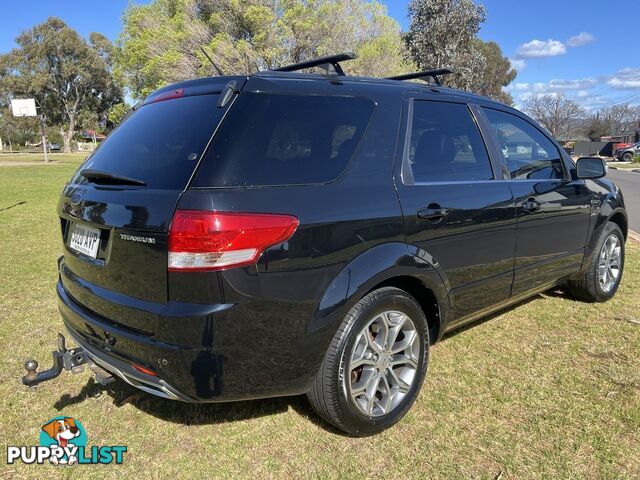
[7,416,126,465]
[40,417,84,464]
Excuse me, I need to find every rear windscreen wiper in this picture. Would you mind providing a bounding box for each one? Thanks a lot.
[80,169,146,186]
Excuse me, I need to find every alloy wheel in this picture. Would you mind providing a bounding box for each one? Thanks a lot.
[347,310,420,417]
[598,233,622,293]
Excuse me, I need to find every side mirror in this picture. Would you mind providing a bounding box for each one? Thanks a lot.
[576,157,607,179]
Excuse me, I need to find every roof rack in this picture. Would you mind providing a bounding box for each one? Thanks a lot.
[386,68,454,86]
[273,52,357,76]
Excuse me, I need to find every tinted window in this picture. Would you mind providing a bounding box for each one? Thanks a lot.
[75,95,223,189]
[483,108,565,180]
[407,101,493,182]
[193,93,374,187]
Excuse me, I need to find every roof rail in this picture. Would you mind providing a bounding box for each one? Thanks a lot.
[386,68,454,86]
[273,52,357,76]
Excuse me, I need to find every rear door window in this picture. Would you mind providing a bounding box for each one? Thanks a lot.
[405,101,494,183]
[192,93,375,187]
[75,94,223,189]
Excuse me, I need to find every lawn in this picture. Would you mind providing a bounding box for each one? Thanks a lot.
[0,156,639,479]
[0,152,89,166]
[611,163,640,171]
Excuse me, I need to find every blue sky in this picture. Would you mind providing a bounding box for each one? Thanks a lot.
[2,0,639,110]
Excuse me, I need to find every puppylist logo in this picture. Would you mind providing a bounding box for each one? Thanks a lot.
[7,417,127,465]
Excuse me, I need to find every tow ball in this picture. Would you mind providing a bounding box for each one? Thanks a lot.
[22,333,91,387]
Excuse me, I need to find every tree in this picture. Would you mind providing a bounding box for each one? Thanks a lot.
[601,104,640,135]
[107,103,132,127]
[0,18,122,152]
[523,93,585,140]
[584,113,609,141]
[405,0,482,91]
[0,108,40,151]
[582,104,640,141]
[404,0,516,101]
[115,0,414,101]
[473,39,516,104]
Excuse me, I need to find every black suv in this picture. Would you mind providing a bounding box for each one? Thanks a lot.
[50,54,626,436]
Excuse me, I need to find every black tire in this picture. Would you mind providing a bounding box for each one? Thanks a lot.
[566,222,625,302]
[307,287,429,436]
[622,152,633,162]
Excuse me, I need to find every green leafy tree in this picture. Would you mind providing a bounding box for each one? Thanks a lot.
[0,18,122,152]
[0,108,41,151]
[107,103,132,127]
[115,0,414,101]
[405,0,486,91]
[405,0,515,100]
[473,39,516,104]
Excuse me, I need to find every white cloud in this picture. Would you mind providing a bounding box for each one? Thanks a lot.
[607,68,640,89]
[567,32,595,47]
[509,58,526,71]
[516,39,566,58]
[548,78,597,90]
[507,67,640,110]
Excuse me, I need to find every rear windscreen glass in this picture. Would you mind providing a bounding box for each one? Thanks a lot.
[192,93,375,187]
[74,94,222,189]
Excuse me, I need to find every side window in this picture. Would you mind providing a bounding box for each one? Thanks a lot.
[407,101,493,183]
[193,93,374,187]
[482,108,565,180]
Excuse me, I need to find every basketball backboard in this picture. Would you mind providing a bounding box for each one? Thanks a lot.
[11,98,37,117]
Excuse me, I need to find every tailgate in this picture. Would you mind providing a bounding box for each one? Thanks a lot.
[56,79,246,308]
[59,187,179,303]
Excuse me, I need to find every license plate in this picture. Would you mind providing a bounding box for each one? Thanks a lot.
[69,223,101,258]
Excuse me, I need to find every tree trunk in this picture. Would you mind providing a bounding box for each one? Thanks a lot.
[62,130,72,153]
[62,113,76,153]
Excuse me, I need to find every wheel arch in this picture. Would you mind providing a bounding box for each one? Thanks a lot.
[311,242,449,344]
[609,210,628,240]
[365,276,442,344]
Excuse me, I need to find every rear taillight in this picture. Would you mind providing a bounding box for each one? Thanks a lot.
[168,210,299,271]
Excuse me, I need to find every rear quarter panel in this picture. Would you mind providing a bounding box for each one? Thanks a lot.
[174,77,412,394]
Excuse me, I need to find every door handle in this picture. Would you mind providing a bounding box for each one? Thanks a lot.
[417,206,449,222]
[521,197,540,213]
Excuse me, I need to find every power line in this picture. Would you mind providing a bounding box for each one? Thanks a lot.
[595,90,640,110]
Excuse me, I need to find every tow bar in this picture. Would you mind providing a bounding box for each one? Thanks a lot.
[22,333,93,387]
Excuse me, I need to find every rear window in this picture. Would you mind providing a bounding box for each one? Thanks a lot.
[192,93,375,187]
[75,94,223,189]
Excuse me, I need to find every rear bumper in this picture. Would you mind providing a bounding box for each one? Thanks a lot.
[57,273,326,402]
[65,326,196,402]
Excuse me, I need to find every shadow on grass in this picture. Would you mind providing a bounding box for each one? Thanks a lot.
[53,376,346,434]
[52,288,578,434]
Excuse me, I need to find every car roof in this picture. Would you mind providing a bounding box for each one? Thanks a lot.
[147,70,515,113]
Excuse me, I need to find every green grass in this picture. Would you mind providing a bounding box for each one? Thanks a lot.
[1,158,639,478]
[611,163,640,170]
